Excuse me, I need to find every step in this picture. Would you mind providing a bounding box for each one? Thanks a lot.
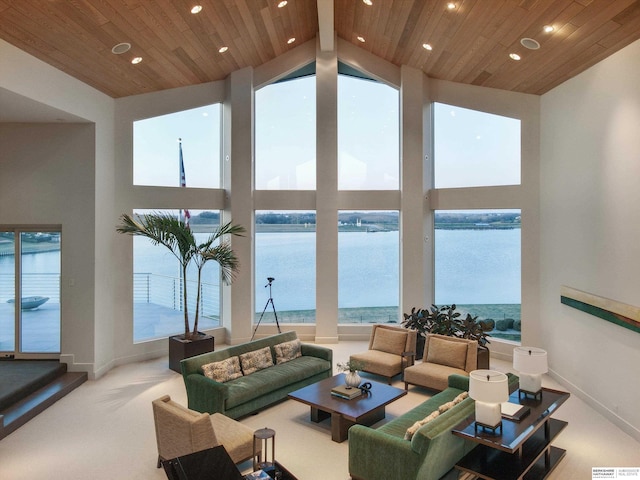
[0,371,87,440]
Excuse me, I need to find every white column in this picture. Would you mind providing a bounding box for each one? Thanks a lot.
[223,67,255,344]
[315,39,339,343]
[400,65,431,312]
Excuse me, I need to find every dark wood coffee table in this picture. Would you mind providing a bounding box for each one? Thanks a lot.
[287,373,407,442]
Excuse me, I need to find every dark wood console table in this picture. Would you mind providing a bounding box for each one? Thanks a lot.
[452,387,570,480]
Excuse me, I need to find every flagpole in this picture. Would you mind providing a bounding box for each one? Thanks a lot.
[178,138,183,224]
[178,138,184,313]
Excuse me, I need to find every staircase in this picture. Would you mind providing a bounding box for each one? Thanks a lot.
[0,360,87,440]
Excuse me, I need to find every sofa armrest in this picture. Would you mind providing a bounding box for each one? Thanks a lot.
[349,425,421,480]
[301,343,333,363]
[184,373,228,414]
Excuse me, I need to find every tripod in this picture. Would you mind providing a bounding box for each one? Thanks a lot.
[251,277,281,340]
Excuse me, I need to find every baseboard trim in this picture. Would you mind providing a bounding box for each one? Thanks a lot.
[549,368,640,443]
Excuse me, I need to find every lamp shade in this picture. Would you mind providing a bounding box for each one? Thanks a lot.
[513,347,548,374]
[469,370,509,404]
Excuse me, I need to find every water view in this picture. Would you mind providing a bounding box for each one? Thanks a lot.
[1,213,522,347]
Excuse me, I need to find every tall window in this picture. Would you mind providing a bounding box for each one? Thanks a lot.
[434,211,521,342]
[255,74,316,190]
[133,104,222,188]
[338,74,399,190]
[338,211,399,324]
[434,102,521,188]
[0,230,61,354]
[255,211,316,324]
[132,209,222,342]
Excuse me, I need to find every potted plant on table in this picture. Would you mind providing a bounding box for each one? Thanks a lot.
[337,359,366,388]
[116,212,245,372]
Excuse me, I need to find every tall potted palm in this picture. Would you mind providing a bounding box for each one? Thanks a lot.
[116,212,245,371]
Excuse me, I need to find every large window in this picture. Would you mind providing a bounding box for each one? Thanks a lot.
[338,211,399,324]
[255,211,316,324]
[338,74,399,190]
[0,230,61,354]
[434,210,521,342]
[133,104,222,188]
[434,102,521,188]
[255,75,316,190]
[133,209,222,342]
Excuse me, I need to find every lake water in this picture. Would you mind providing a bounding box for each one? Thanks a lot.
[2,228,521,314]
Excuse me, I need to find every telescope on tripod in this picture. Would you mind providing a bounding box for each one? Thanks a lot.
[251,277,281,340]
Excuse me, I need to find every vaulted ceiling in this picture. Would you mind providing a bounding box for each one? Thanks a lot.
[1,0,640,98]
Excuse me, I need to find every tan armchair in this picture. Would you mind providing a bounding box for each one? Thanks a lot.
[152,395,257,468]
[350,324,417,384]
[403,334,478,392]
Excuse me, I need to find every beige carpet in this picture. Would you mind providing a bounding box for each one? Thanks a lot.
[1,341,639,479]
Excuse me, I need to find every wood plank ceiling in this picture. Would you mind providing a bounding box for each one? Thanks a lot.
[1,0,639,98]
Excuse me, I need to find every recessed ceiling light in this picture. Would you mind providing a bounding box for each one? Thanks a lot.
[509,53,521,61]
[287,37,296,44]
[447,2,456,9]
[218,46,229,53]
[357,36,366,43]
[131,56,143,64]
[363,0,373,5]
[422,43,433,51]
[278,1,287,7]
[520,38,540,50]
[111,43,131,55]
[543,25,554,33]
[190,5,202,14]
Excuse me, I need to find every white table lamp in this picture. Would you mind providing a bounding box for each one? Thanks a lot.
[513,346,548,400]
[469,369,509,434]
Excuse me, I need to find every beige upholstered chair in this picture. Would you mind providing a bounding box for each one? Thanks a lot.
[403,334,478,392]
[350,324,417,384]
[152,395,257,468]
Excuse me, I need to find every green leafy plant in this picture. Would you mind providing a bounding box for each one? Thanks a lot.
[403,304,491,346]
[116,212,245,340]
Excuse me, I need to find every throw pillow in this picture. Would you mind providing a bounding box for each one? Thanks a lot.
[404,410,440,440]
[273,339,302,364]
[438,391,469,413]
[239,347,274,375]
[426,336,469,370]
[371,328,407,355]
[202,356,243,383]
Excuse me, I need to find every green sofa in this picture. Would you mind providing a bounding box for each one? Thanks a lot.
[181,331,332,419]
[349,373,519,480]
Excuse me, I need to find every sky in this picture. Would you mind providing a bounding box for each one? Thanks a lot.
[132,73,520,191]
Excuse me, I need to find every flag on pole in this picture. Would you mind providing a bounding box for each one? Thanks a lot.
[179,138,191,227]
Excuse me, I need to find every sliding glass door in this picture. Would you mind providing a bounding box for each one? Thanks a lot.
[0,229,61,357]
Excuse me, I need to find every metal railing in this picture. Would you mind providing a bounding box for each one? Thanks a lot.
[133,273,220,318]
[0,273,60,303]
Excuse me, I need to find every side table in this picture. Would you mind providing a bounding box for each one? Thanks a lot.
[253,427,276,471]
[452,387,570,480]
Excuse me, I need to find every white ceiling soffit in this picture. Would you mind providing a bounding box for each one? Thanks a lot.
[0,88,89,123]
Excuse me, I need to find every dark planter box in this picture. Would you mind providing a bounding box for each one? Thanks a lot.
[168,333,215,373]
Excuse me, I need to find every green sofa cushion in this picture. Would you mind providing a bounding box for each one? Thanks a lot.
[225,356,331,409]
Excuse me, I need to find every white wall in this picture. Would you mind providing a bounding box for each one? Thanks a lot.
[540,39,640,441]
[0,39,115,378]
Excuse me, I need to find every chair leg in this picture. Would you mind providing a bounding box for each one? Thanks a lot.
[157,455,162,468]
[404,382,409,391]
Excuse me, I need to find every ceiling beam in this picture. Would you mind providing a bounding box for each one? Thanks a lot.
[317,0,334,52]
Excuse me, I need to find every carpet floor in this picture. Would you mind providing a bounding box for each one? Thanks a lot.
[0,342,639,479]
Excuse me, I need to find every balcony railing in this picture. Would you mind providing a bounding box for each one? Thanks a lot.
[133,272,220,319]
